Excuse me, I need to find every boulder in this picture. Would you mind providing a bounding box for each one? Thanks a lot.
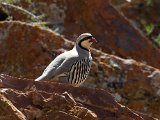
[0,21,65,78]
[0,74,156,120]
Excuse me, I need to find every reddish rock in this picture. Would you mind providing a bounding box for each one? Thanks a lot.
[0,3,38,22]
[88,49,160,119]
[1,0,160,68]
[0,93,27,120]
[111,0,160,45]
[43,111,81,120]
[62,0,160,69]
[0,74,156,120]
[0,21,65,78]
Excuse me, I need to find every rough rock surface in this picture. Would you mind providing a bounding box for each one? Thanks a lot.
[0,21,65,78]
[0,21,160,119]
[0,93,27,120]
[0,74,156,120]
[111,0,160,46]
[1,0,160,69]
[0,2,39,22]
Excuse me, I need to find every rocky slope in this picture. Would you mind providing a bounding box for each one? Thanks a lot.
[0,74,156,120]
[0,0,160,69]
[0,0,160,119]
[0,21,159,119]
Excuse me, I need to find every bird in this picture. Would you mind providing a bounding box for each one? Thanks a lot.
[35,33,97,87]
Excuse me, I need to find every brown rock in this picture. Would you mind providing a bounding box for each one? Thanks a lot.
[87,48,160,118]
[0,3,39,22]
[0,21,65,79]
[44,111,81,120]
[62,0,160,69]
[111,0,160,45]
[0,93,27,120]
[23,106,43,120]
[0,74,156,120]
[1,0,160,68]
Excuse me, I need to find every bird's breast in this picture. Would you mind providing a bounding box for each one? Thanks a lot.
[68,58,92,86]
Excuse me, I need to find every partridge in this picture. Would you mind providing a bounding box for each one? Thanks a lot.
[35,33,97,87]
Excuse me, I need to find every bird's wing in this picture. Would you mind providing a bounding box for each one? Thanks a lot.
[35,51,78,81]
[53,56,78,76]
[35,53,66,81]
[43,53,67,74]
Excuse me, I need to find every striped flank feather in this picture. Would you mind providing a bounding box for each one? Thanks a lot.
[68,58,91,86]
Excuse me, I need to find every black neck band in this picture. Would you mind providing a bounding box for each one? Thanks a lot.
[78,42,89,51]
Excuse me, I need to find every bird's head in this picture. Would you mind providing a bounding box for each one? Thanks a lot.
[76,33,97,51]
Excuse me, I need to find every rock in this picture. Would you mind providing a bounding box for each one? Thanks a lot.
[61,0,160,69]
[0,21,65,79]
[111,0,160,45]
[43,111,81,120]
[1,0,160,68]
[0,2,39,22]
[0,93,27,120]
[88,48,160,119]
[0,74,156,120]
[149,71,160,96]
[0,21,160,118]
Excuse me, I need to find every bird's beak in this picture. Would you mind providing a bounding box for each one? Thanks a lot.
[89,37,97,43]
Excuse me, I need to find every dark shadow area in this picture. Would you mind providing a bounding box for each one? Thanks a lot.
[0,10,8,21]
